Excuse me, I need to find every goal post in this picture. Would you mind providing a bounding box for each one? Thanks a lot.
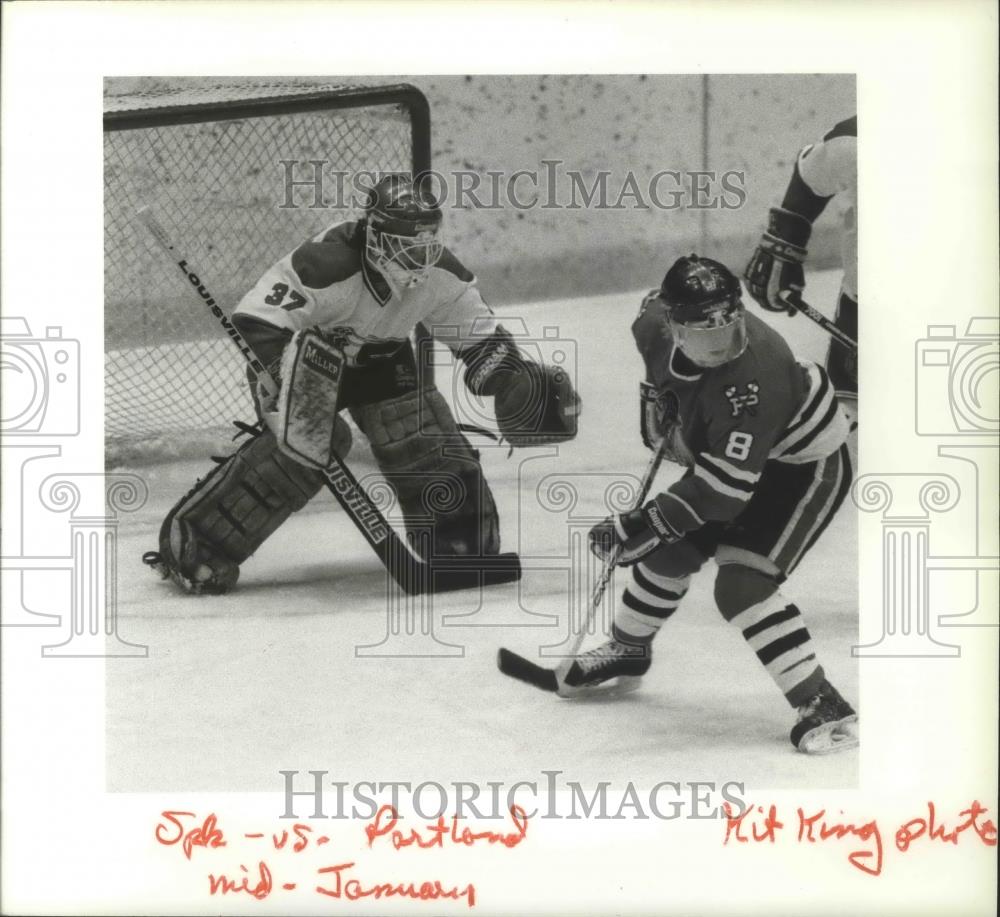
[104,80,433,465]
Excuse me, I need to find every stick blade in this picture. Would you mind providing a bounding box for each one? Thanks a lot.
[420,552,522,594]
[497,647,559,693]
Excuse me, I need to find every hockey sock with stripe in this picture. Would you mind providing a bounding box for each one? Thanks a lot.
[728,592,825,707]
[612,562,689,645]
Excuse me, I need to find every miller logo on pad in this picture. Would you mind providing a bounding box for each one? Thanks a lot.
[303,341,343,383]
[277,329,346,470]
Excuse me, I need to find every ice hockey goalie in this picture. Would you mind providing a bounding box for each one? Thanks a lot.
[144,174,581,594]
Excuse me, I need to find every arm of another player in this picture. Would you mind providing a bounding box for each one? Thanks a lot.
[744,118,857,314]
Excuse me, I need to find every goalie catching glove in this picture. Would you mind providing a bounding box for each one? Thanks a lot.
[589,496,684,566]
[463,327,581,446]
[744,207,812,315]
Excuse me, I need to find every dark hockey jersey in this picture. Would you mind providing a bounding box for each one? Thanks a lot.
[633,299,849,534]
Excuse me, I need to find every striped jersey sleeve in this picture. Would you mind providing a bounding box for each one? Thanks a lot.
[655,451,765,532]
[770,362,849,463]
[653,385,783,532]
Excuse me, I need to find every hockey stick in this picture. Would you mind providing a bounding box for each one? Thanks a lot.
[777,291,857,353]
[497,436,669,696]
[777,291,859,432]
[137,207,520,594]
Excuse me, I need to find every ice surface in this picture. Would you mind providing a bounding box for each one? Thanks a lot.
[107,270,857,792]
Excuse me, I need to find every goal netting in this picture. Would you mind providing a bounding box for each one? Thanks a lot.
[104,80,430,466]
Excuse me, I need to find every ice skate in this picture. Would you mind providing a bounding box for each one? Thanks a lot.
[790,679,858,754]
[558,637,651,698]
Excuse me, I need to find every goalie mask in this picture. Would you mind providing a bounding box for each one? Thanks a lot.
[364,174,443,289]
[659,254,748,368]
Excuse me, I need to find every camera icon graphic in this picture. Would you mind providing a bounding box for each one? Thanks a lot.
[915,318,999,436]
[425,317,579,437]
[0,317,80,436]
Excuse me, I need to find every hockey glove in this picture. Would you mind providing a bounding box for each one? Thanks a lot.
[493,361,580,446]
[463,328,580,447]
[588,499,684,566]
[639,381,683,458]
[744,207,813,314]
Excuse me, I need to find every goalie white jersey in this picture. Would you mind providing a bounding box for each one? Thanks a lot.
[234,219,500,367]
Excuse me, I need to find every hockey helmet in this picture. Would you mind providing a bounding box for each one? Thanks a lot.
[659,254,747,367]
[364,174,443,288]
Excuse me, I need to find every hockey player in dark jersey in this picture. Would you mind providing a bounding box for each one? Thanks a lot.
[578,254,857,754]
[744,115,858,397]
[145,174,580,594]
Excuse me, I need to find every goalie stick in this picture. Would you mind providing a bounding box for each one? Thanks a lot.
[497,435,669,696]
[137,207,520,594]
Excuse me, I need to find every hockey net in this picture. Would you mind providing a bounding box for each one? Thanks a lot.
[104,80,430,465]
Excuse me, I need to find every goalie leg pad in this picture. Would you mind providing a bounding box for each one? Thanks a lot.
[276,328,351,469]
[353,387,501,558]
[155,425,325,593]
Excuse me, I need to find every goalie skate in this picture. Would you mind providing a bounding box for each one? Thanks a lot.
[558,637,651,698]
[791,679,858,755]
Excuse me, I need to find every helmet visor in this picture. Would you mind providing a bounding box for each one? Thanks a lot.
[669,302,747,367]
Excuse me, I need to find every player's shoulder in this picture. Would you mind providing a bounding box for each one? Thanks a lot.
[823,115,857,142]
[290,220,364,289]
[726,313,803,413]
[699,316,799,425]
[704,313,797,395]
[430,246,476,284]
[631,290,668,361]
[741,311,796,372]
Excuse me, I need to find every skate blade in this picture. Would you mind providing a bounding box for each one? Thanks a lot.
[556,676,643,700]
[797,714,859,755]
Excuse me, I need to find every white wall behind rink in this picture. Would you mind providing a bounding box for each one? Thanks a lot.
[105,74,855,307]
